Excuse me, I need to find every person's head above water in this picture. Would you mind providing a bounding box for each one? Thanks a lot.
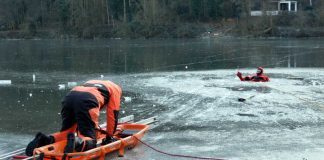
[256,67,263,75]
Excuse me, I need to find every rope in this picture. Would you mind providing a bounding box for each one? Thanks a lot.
[148,50,318,71]
[150,54,271,71]
[133,136,225,160]
[105,49,320,73]
[262,51,310,68]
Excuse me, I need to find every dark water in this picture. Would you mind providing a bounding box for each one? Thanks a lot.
[0,38,324,160]
[1,38,324,73]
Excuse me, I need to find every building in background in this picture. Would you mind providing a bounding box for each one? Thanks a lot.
[251,0,298,16]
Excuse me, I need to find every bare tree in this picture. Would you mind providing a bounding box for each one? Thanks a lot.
[123,0,126,23]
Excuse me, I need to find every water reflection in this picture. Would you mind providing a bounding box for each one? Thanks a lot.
[1,38,324,73]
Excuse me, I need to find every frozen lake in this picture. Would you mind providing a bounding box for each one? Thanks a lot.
[0,38,324,160]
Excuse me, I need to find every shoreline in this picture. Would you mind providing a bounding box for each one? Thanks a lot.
[1,24,324,40]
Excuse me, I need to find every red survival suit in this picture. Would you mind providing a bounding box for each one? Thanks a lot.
[51,80,122,151]
[236,67,269,82]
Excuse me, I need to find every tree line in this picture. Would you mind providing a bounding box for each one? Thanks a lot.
[0,0,323,38]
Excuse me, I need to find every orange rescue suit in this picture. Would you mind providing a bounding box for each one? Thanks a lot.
[52,80,122,142]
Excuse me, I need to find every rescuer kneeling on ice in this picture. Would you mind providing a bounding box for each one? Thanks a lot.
[25,80,122,156]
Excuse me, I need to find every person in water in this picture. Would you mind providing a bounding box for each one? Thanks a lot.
[236,67,269,82]
[25,80,122,156]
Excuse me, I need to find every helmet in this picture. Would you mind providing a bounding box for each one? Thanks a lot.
[257,67,263,75]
